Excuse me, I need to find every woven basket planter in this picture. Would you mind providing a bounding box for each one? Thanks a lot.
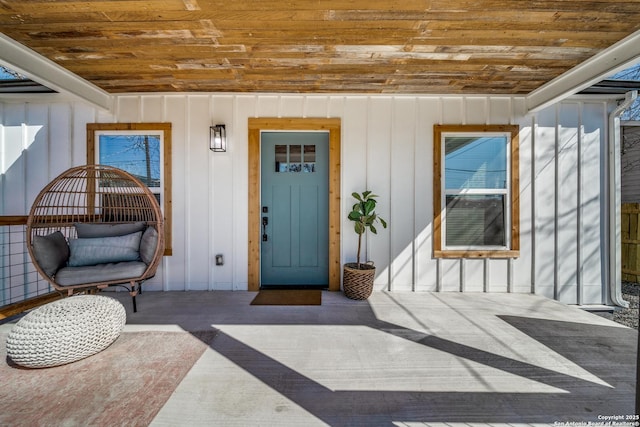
[343,262,375,300]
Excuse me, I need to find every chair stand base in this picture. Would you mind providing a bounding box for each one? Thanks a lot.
[131,294,137,313]
[62,282,141,313]
[129,281,140,313]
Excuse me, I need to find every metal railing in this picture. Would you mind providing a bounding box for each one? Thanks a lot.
[0,216,51,307]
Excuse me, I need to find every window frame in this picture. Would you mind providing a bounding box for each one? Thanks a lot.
[433,124,519,259]
[87,122,172,256]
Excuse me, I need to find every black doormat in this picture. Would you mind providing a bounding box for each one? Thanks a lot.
[250,289,322,306]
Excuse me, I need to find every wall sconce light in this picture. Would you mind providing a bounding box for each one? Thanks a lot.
[210,124,227,152]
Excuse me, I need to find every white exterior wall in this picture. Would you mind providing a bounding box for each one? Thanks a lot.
[0,94,612,304]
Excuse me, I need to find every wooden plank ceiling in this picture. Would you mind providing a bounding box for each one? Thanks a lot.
[1,0,640,94]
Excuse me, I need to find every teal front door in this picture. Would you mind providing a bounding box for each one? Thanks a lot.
[260,132,329,287]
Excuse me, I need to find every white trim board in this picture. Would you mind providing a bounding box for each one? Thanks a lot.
[526,29,640,113]
[0,33,112,111]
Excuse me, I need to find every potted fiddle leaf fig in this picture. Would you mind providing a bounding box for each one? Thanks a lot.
[343,191,387,300]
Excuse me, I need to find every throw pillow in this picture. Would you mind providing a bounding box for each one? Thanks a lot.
[74,221,146,238]
[32,231,70,277]
[139,226,159,265]
[68,231,142,267]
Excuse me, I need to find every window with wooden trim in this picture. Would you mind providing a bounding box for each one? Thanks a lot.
[433,125,519,258]
[87,123,172,255]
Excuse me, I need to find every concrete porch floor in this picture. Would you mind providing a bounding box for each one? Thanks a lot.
[4,291,638,426]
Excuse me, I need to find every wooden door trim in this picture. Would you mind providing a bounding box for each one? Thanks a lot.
[248,118,341,292]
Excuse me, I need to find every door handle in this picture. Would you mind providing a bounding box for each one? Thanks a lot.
[262,216,268,241]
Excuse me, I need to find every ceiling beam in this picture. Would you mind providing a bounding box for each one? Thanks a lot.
[526,29,640,113]
[0,34,112,111]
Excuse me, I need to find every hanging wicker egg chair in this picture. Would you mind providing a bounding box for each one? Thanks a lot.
[26,164,164,312]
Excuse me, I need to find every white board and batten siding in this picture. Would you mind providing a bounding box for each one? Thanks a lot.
[0,94,613,305]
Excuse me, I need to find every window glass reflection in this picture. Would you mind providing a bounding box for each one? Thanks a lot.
[303,145,316,173]
[274,144,318,173]
[445,195,505,246]
[444,136,507,190]
[99,134,161,187]
[275,145,287,172]
[289,145,301,172]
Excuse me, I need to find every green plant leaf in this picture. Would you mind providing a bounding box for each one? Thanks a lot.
[347,191,389,241]
[364,199,375,215]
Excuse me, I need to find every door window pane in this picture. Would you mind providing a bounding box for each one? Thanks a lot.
[274,143,318,173]
[289,145,301,172]
[303,145,316,173]
[275,145,287,172]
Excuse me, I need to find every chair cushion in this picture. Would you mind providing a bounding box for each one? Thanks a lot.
[55,261,148,286]
[68,231,142,267]
[74,221,146,238]
[139,226,159,265]
[31,231,70,277]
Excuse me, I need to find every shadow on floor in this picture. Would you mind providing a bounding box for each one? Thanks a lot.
[163,294,638,425]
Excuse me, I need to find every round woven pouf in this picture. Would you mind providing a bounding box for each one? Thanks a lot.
[6,295,126,368]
